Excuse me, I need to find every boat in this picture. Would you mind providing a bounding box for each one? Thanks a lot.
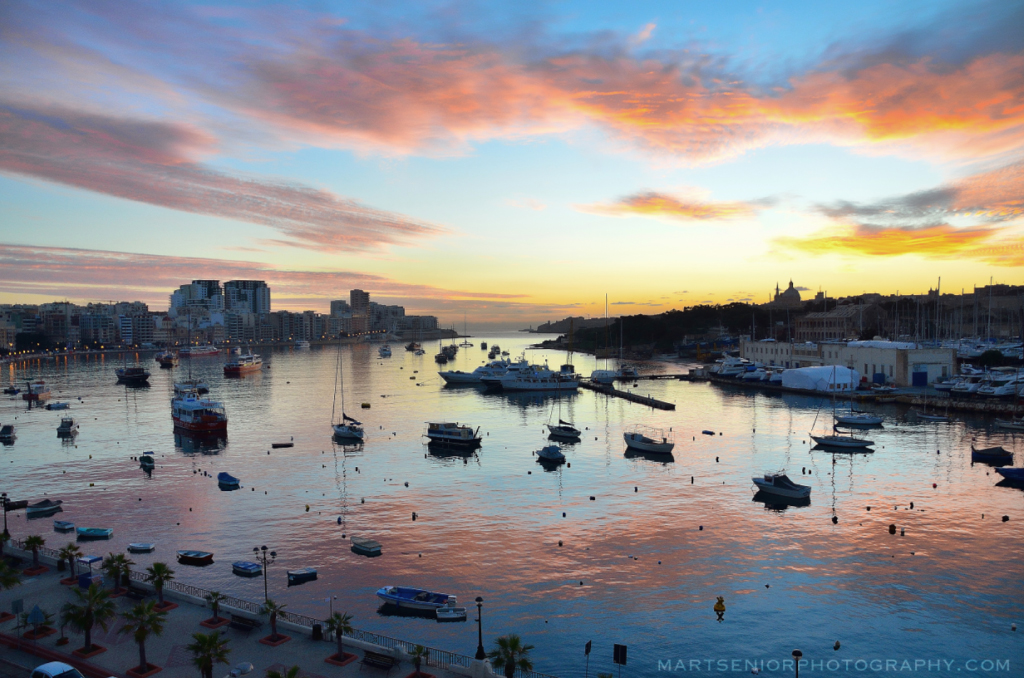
[535,444,566,463]
[217,472,240,488]
[376,586,455,610]
[414,349,425,356]
[45,402,70,410]
[434,352,448,364]
[994,467,1024,481]
[127,543,156,553]
[2,386,20,395]
[21,380,51,401]
[157,352,179,368]
[179,345,220,357]
[435,599,468,622]
[971,445,1013,464]
[624,427,675,454]
[995,418,1024,431]
[57,417,79,435]
[116,366,151,385]
[26,499,63,518]
[439,359,510,384]
[547,420,581,439]
[834,412,884,426]
[232,561,262,577]
[139,454,155,469]
[271,442,294,448]
[224,352,263,376]
[174,380,210,395]
[331,336,364,441]
[351,537,382,557]
[378,345,392,358]
[76,527,113,540]
[287,567,318,585]
[498,363,579,392]
[480,342,487,350]
[53,520,75,532]
[172,392,228,432]
[425,422,481,448]
[915,411,950,422]
[405,342,421,352]
[229,346,241,355]
[0,424,15,442]
[294,340,311,349]
[810,433,875,449]
[751,472,811,499]
[176,550,214,565]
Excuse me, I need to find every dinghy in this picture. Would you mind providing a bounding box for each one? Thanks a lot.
[127,543,156,553]
[176,550,214,565]
[139,454,155,469]
[535,444,566,463]
[53,520,75,532]
[995,467,1024,481]
[26,499,63,518]
[435,599,468,622]
[751,472,811,499]
[287,567,317,585]
[624,427,674,454]
[45,402,70,410]
[376,586,454,610]
[232,561,262,577]
[971,445,1013,463]
[217,472,240,488]
[76,527,113,540]
[351,537,382,557]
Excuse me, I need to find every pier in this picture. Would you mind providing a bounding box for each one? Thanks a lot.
[580,380,676,410]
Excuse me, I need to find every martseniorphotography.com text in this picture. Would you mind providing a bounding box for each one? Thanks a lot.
[658,658,1012,673]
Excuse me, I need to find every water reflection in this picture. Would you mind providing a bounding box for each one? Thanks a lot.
[175,431,228,455]
[751,490,811,512]
[623,448,675,465]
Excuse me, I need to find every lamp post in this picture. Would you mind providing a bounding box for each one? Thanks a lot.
[792,650,802,678]
[253,545,276,602]
[474,596,485,660]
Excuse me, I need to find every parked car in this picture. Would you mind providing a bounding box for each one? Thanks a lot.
[32,663,86,678]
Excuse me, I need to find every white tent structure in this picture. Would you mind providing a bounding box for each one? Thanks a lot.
[781,366,861,393]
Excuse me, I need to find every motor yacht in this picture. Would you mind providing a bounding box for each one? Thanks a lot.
[752,472,811,499]
[424,422,481,448]
[438,358,510,384]
[498,363,579,392]
[535,444,566,463]
[223,351,262,376]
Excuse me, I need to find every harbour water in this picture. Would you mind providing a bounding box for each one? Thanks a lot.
[2,334,1021,676]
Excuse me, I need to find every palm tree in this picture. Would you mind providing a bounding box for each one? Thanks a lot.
[121,600,167,672]
[64,582,117,652]
[102,553,134,591]
[206,591,226,623]
[487,634,535,678]
[266,667,300,678]
[187,631,231,678]
[58,543,82,578]
[410,645,429,677]
[0,561,21,590]
[324,612,353,659]
[57,602,75,644]
[261,599,286,640]
[145,562,174,606]
[24,534,45,569]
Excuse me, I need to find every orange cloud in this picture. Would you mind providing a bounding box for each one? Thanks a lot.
[579,191,761,221]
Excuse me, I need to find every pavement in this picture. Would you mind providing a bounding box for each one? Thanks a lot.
[0,565,457,678]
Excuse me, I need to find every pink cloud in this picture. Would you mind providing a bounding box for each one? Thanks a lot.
[0,103,444,251]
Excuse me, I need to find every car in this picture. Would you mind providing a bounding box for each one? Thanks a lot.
[32,663,86,678]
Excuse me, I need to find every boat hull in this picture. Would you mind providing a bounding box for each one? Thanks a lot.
[376,586,452,610]
[995,467,1024,481]
[751,479,811,499]
[810,434,874,449]
[232,562,262,577]
[127,543,156,553]
[287,568,318,586]
[77,528,113,540]
[173,417,228,432]
[333,425,364,440]
[426,435,481,448]
[624,432,674,454]
[177,551,214,566]
[27,506,63,518]
[546,424,581,439]
[54,521,75,532]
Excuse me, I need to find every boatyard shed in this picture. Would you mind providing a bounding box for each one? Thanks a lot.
[780,366,860,392]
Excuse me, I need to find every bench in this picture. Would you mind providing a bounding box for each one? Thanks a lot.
[229,614,262,634]
[360,651,398,674]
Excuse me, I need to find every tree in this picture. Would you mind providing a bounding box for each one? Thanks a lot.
[207,591,226,623]
[187,631,231,678]
[0,561,21,590]
[261,599,286,640]
[146,562,174,606]
[324,612,353,659]
[24,534,45,569]
[58,543,82,577]
[65,582,117,653]
[21,608,54,636]
[410,645,429,677]
[120,600,167,673]
[266,667,300,678]
[487,634,535,678]
[102,553,134,592]
[57,602,75,644]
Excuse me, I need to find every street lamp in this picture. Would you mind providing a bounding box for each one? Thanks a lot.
[253,545,276,602]
[792,650,803,678]
[474,596,485,660]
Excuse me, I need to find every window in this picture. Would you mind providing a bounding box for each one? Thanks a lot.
[889,365,894,377]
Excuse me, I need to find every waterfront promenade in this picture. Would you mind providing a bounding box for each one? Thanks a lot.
[0,546,506,678]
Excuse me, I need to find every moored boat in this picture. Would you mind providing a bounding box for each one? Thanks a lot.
[0,424,15,442]
[157,352,179,368]
[77,527,113,540]
[116,366,151,385]
[177,550,214,565]
[139,454,155,469]
[22,380,51,401]
[172,392,228,432]
[180,345,220,357]
[294,340,310,349]
[45,402,70,410]
[376,586,454,610]
[217,472,240,488]
[971,445,1013,464]
[378,345,392,358]
[53,520,75,532]
[425,422,481,448]
[994,467,1024,481]
[535,444,566,463]
[809,433,874,450]
[2,386,20,395]
[547,421,581,439]
[287,567,318,585]
[834,412,883,426]
[26,499,63,518]
[232,561,262,577]
[995,418,1024,431]
[751,472,811,499]
[624,427,674,454]
[127,543,156,553]
[435,599,468,622]
[351,537,382,557]
[224,352,263,376]
[57,417,79,436]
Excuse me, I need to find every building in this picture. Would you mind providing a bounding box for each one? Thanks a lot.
[795,306,861,342]
[79,314,117,345]
[0,322,15,351]
[118,313,155,346]
[767,280,803,308]
[170,280,224,315]
[399,315,439,332]
[350,289,370,318]
[330,300,351,317]
[740,339,956,386]
[224,280,271,314]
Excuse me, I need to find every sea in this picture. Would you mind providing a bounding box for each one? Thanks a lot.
[2,333,1021,677]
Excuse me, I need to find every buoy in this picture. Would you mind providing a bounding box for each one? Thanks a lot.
[765,584,769,589]
[558,540,562,547]
[412,512,417,521]
[832,516,838,524]
[562,512,566,517]
[834,641,840,651]
[932,483,937,488]
[888,524,896,534]
[910,502,914,509]
[89,483,94,487]
[716,457,719,462]
[252,488,255,491]
[658,561,661,565]
[900,528,905,536]
[189,508,192,512]
[579,581,583,586]
[1003,515,1010,522]
[699,526,703,531]
[404,482,409,487]
[691,477,694,484]
[361,498,365,503]
[567,463,570,468]
[305,505,310,512]
[590,496,595,501]
[713,597,726,613]
[867,506,871,511]
[635,487,638,492]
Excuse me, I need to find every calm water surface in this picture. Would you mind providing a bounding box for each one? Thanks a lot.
[3,334,1022,676]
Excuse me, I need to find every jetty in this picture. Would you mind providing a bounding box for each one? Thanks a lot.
[580,380,676,410]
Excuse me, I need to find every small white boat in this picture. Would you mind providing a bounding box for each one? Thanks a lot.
[535,444,565,462]
[127,543,156,553]
[835,412,883,426]
[351,537,382,557]
[53,520,75,532]
[378,345,392,358]
[752,472,811,499]
[624,427,674,454]
[57,417,79,435]
[810,433,874,449]
[45,402,70,410]
[435,599,467,622]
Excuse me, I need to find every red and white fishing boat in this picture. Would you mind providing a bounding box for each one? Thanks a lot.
[180,344,220,357]
[172,392,228,432]
[21,380,51,401]
[224,351,263,376]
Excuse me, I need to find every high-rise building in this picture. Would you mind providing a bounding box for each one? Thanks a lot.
[170,280,224,314]
[350,289,370,318]
[330,300,351,317]
[224,280,271,314]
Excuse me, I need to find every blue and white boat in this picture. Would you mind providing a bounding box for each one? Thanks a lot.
[376,586,455,610]
[54,520,75,532]
[287,567,318,586]
[77,527,113,540]
[127,543,156,553]
[232,561,262,577]
[217,472,240,488]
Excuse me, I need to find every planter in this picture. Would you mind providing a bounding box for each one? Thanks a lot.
[73,644,107,659]
[153,602,178,612]
[259,634,292,647]
[325,652,358,667]
[22,565,49,576]
[127,664,163,678]
[56,637,70,646]
[404,672,436,678]
[60,577,78,586]
[24,627,58,640]
[200,617,230,630]
[0,612,15,623]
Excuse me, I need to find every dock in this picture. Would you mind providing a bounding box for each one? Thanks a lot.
[580,380,676,410]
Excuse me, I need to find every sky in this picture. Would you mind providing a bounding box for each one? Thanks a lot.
[0,0,1022,328]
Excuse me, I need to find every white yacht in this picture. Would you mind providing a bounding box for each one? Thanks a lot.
[425,422,481,448]
[438,358,510,384]
[535,444,566,462]
[623,426,674,454]
[480,358,531,388]
[711,356,753,377]
[498,364,579,392]
[752,472,811,499]
[950,374,987,396]
[977,369,1023,398]
[835,412,884,426]
[294,340,311,349]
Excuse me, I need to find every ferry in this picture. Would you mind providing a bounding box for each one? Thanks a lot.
[224,352,263,376]
[180,345,220,357]
[172,392,228,432]
[21,380,51,402]
[424,422,481,448]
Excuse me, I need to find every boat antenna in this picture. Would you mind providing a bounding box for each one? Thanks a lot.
[332,334,342,425]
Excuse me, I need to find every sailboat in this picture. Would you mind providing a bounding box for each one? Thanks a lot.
[834,365,881,426]
[809,367,874,450]
[547,319,581,439]
[994,378,1024,429]
[914,388,950,422]
[331,337,364,441]
[459,313,473,347]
